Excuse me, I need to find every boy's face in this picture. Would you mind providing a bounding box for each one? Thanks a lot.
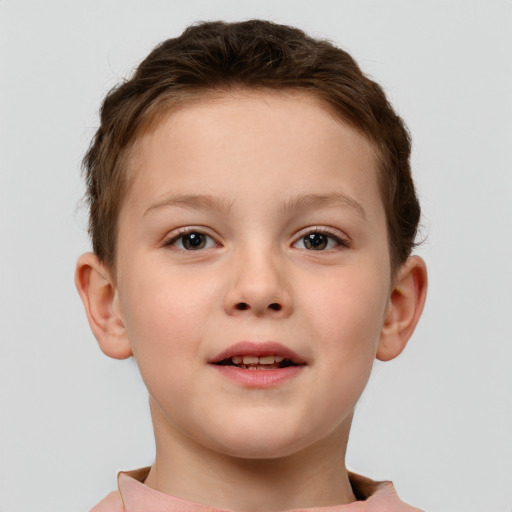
[112,91,396,458]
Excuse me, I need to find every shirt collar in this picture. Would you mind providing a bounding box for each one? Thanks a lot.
[117,466,411,512]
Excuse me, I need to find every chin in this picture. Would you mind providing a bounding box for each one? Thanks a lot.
[201,417,320,460]
[217,439,307,460]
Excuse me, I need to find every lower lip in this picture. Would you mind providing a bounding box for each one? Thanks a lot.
[211,365,304,388]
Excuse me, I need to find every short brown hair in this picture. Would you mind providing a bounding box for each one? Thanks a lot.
[83,19,420,273]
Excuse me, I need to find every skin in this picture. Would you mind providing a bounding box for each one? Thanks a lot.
[76,90,427,511]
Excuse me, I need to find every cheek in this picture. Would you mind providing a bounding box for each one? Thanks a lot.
[302,266,389,364]
[119,269,216,378]
[123,261,212,327]
[297,271,388,430]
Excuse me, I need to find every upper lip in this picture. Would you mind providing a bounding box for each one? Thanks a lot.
[209,341,306,364]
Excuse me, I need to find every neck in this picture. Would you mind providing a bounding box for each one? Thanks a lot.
[144,399,356,512]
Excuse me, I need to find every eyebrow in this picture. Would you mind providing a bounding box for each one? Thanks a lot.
[143,193,234,217]
[281,192,367,220]
[143,191,366,220]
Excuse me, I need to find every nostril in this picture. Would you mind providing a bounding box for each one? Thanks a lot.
[233,302,283,312]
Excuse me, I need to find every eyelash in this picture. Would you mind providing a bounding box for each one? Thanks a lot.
[293,228,350,251]
[163,227,350,252]
[163,228,218,251]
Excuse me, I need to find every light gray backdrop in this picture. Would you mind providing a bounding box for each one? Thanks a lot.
[1,1,511,511]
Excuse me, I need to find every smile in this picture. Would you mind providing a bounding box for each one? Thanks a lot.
[215,354,299,370]
[209,342,306,387]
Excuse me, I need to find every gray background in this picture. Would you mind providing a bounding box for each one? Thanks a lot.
[1,1,511,511]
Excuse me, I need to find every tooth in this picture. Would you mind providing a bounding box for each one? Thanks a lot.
[275,356,284,363]
[232,356,243,364]
[259,355,275,364]
[243,356,259,364]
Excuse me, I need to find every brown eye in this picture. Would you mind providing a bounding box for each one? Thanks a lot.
[182,232,206,250]
[169,231,216,251]
[293,230,348,251]
[302,233,328,250]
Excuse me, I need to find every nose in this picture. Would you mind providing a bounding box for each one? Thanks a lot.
[223,246,293,318]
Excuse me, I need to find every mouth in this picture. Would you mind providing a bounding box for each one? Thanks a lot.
[209,341,306,370]
[209,342,306,387]
[214,354,300,370]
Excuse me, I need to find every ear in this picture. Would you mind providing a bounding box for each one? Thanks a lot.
[377,256,428,362]
[75,252,133,360]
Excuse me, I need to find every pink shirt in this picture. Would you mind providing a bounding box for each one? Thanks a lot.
[90,467,424,512]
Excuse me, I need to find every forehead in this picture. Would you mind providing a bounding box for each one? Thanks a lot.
[122,89,383,220]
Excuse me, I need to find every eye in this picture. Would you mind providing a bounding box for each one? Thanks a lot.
[167,230,217,251]
[293,230,348,251]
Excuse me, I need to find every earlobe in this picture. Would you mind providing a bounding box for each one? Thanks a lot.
[377,256,428,362]
[75,252,133,360]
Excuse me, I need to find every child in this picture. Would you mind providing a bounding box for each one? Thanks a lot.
[75,19,428,512]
